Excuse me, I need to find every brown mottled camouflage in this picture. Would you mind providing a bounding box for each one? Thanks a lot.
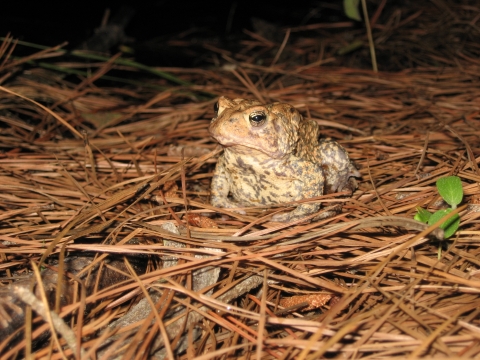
[209,96,360,222]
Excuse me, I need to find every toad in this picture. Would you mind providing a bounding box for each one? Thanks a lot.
[209,96,360,222]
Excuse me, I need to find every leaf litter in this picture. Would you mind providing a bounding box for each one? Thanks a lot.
[0,1,480,358]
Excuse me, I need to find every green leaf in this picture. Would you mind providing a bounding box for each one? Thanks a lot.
[436,176,463,208]
[428,209,460,239]
[442,214,460,238]
[414,207,432,223]
[343,0,362,21]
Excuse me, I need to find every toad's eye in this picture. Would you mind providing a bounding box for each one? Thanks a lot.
[213,102,219,114]
[249,112,266,126]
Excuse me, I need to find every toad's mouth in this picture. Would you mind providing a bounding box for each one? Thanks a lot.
[209,132,250,148]
[210,130,285,159]
[223,143,261,153]
[210,133,234,146]
[220,143,286,160]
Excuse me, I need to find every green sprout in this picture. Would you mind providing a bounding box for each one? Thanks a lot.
[343,0,362,21]
[414,176,463,257]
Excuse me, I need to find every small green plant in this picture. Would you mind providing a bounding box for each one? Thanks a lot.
[343,0,362,21]
[415,176,463,257]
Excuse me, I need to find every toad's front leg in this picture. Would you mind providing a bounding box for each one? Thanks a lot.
[210,157,246,214]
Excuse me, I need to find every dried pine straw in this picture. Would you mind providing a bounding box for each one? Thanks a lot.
[1,19,480,360]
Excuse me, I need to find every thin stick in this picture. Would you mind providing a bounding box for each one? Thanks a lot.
[361,0,378,72]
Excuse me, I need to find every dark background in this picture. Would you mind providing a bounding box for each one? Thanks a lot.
[3,2,475,73]
[1,1,348,55]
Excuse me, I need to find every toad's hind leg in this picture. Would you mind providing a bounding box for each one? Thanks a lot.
[317,139,360,194]
[271,203,321,222]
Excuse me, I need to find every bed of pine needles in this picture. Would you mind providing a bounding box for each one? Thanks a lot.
[1,1,480,359]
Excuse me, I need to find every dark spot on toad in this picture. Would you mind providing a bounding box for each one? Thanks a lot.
[236,157,247,169]
[273,119,282,133]
[274,169,286,177]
